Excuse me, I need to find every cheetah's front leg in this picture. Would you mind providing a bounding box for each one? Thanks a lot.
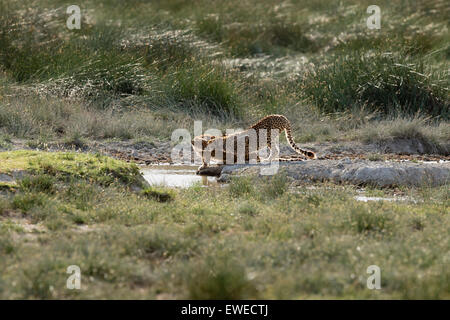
[196,150,212,174]
[196,157,208,174]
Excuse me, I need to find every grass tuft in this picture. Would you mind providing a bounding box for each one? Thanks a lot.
[19,174,56,194]
[349,205,393,234]
[12,193,47,213]
[228,176,255,197]
[186,255,257,299]
[141,187,174,202]
[302,52,449,119]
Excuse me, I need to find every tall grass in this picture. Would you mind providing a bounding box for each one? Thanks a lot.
[0,0,448,144]
[301,52,449,119]
[166,63,241,117]
[196,16,320,56]
[0,4,243,118]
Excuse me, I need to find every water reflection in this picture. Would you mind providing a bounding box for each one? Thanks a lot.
[141,165,218,188]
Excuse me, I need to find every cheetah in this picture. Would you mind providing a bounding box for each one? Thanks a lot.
[191,114,316,171]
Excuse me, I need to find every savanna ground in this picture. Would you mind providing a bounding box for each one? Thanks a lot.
[0,0,449,299]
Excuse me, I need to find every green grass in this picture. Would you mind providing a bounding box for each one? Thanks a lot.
[186,255,258,299]
[358,117,449,154]
[301,52,449,119]
[0,0,448,144]
[141,187,174,202]
[18,175,56,194]
[0,152,448,299]
[0,151,142,184]
[0,0,449,300]
[11,193,47,213]
[196,15,320,56]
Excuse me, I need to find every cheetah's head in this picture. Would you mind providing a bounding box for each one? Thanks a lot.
[191,135,217,151]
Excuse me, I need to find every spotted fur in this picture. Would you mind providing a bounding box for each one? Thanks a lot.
[192,114,316,170]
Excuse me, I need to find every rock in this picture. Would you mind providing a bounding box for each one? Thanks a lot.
[0,174,14,182]
[381,138,448,155]
[196,165,224,177]
[217,173,231,183]
[0,170,27,183]
[219,160,450,187]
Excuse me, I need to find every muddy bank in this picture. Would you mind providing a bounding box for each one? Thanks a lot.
[1,139,173,164]
[102,139,449,163]
[217,159,450,187]
[2,138,449,166]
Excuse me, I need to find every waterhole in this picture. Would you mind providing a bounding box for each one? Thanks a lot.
[141,165,219,188]
[354,196,411,202]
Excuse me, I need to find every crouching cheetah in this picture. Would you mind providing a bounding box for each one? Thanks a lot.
[191,114,316,171]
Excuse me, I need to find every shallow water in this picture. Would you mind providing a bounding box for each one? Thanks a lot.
[354,196,410,202]
[395,160,449,164]
[141,165,218,188]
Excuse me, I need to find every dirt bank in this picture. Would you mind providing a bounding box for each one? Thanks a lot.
[2,138,449,168]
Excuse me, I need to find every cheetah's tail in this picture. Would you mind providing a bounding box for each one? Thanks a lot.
[284,128,317,159]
